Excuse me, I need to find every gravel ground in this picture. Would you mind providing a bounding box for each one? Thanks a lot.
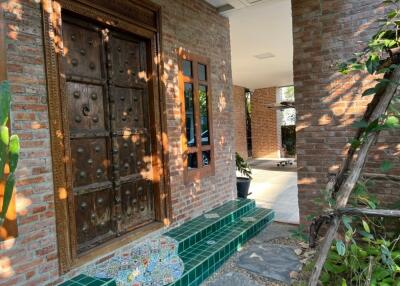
[202,222,309,286]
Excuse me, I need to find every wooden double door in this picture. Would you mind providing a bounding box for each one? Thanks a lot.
[61,15,155,253]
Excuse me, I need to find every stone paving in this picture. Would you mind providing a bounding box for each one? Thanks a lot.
[237,245,301,284]
[202,223,302,286]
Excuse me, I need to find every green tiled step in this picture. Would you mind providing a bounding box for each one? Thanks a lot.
[59,274,116,286]
[165,198,256,254]
[168,207,275,286]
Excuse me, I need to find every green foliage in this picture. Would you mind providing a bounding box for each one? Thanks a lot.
[319,152,399,285]
[321,217,400,286]
[349,181,378,209]
[235,152,252,179]
[380,161,394,173]
[0,81,10,126]
[336,240,346,256]
[290,224,309,242]
[0,174,15,224]
[338,1,400,78]
[281,125,296,156]
[321,179,400,285]
[319,1,400,284]
[0,81,20,226]
[0,126,9,181]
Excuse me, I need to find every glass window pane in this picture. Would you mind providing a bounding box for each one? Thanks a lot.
[183,60,192,78]
[185,83,196,147]
[198,64,207,81]
[199,85,210,146]
[188,153,198,169]
[202,150,211,166]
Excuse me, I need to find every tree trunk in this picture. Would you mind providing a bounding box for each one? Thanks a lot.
[337,207,400,218]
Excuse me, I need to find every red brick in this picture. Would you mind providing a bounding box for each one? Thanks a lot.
[233,85,248,158]
[251,87,280,158]
[0,1,236,285]
[292,0,398,223]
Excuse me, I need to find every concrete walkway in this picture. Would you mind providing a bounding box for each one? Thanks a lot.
[248,159,299,224]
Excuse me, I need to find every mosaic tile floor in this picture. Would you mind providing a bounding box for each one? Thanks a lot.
[59,274,116,286]
[85,236,184,286]
[60,199,274,286]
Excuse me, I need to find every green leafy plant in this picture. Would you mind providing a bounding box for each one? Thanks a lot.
[321,216,400,286]
[320,174,400,285]
[235,152,252,179]
[290,224,309,242]
[0,81,20,226]
[338,0,400,148]
[304,1,400,284]
[317,163,400,285]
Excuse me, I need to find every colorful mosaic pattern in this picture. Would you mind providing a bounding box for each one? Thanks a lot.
[85,236,184,286]
[60,199,274,286]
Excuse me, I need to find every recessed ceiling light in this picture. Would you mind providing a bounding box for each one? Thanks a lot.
[217,4,235,13]
[240,0,267,6]
[254,52,275,60]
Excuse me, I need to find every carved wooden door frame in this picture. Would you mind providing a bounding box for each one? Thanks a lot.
[42,0,171,273]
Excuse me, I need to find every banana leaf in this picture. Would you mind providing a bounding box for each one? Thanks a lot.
[8,135,19,173]
[0,173,15,225]
[0,81,10,126]
[0,126,9,180]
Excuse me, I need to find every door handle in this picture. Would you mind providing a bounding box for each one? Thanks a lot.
[82,104,90,116]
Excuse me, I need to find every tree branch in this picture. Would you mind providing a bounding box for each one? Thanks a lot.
[337,207,400,218]
[308,66,400,286]
[309,208,400,249]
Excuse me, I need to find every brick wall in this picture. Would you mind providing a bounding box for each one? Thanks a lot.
[152,0,236,222]
[292,0,400,223]
[0,1,58,285]
[251,87,280,158]
[0,0,235,285]
[233,85,248,158]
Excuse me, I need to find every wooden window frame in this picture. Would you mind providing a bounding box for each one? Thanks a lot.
[178,51,215,183]
[42,0,171,273]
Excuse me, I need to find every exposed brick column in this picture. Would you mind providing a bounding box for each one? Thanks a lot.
[292,0,399,223]
[233,85,248,159]
[251,87,280,158]
[0,1,59,285]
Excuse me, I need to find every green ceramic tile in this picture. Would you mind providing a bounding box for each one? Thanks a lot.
[181,274,189,286]
[165,199,257,252]
[168,207,274,286]
[59,282,76,286]
[60,201,273,286]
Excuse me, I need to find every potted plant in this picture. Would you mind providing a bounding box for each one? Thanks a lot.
[235,152,252,198]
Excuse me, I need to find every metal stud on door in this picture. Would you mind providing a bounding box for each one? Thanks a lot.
[62,15,155,253]
[106,31,155,234]
[62,18,115,253]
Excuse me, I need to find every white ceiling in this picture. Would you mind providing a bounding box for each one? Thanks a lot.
[206,0,293,90]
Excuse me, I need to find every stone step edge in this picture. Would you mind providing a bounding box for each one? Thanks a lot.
[169,199,257,254]
[170,208,275,286]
